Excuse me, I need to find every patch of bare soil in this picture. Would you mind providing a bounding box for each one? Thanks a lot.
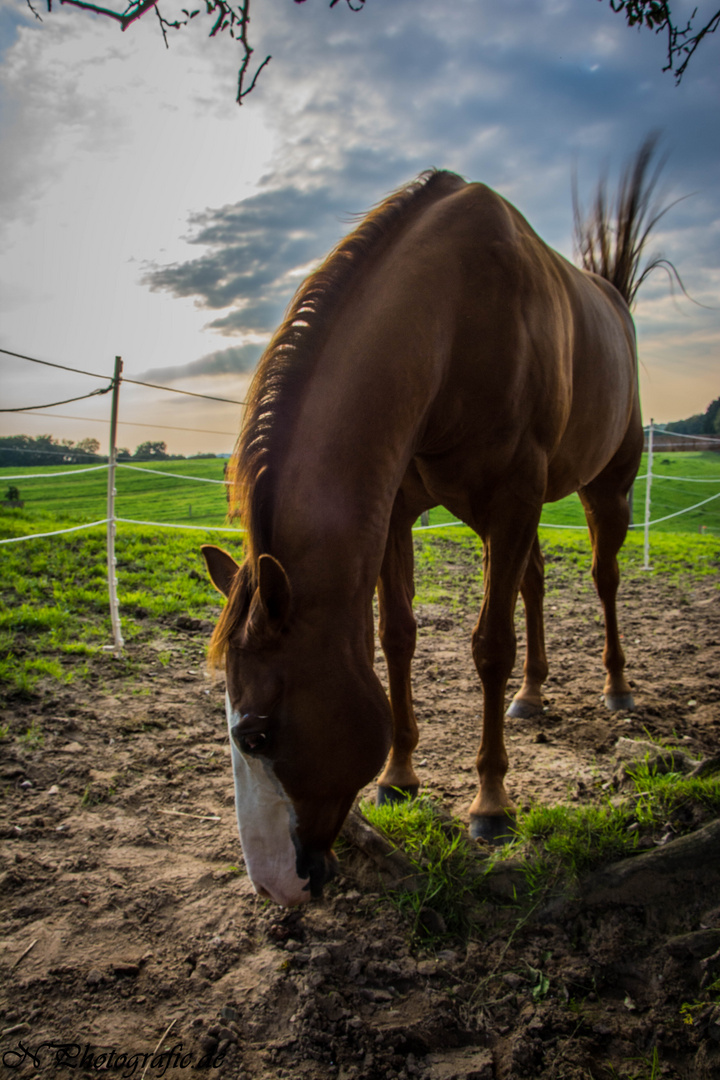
[1,568,719,1080]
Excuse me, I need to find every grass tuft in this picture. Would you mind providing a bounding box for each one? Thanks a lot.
[509,802,638,897]
[361,754,720,933]
[363,796,476,939]
[629,761,720,821]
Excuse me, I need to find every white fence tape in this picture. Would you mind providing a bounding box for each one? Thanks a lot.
[414,489,720,534]
[2,412,718,658]
[2,465,109,480]
[117,463,230,485]
[0,518,110,544]
[652,427,720,443]
[1,463,229,484]
[3,459,719,539]
[412,520,470,532]
[648,473,720,482]
[116,517,243,533]
[632,490,720,526]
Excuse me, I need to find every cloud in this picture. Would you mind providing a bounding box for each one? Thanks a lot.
[142,182,357,333]
[2,0,717,440]
[143,0,720,339]
[140,342,264,382]
[0,14,127,228]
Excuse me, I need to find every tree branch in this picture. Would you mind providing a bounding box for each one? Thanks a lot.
[25,0,44,20]
[119,0,163,32]
[36,0,717,107]
[53,0,274,100]
[56,0,127,25]
[604,1,720,82]
[666,7,720,81]
[238,51,272,103]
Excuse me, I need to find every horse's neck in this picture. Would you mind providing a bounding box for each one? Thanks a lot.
[265,387,401,610]
[270,457,391,610]
[262,265,436,602]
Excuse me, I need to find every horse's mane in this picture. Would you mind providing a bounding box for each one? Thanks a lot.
[208,169,465,667]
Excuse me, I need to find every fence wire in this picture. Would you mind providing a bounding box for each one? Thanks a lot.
[3,426,720,537]
[2,350,719,654]
[3,450,719,538]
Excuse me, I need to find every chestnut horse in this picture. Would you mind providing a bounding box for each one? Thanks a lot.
[202,170,642,907]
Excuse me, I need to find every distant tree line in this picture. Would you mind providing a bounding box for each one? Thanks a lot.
[0,434,222,467]
[663,396,720,437]
[0,434,105,467]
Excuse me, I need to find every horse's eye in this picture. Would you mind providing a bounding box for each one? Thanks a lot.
[232,726,271,757]
[241,731,270,755]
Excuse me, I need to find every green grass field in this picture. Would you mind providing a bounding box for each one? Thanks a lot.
[1,450,719,536]
[1,450,718,699]
[0,458,232,528]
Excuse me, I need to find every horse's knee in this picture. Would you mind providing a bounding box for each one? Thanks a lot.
[592,557,620,599]
[471,628,516,688]
[379,607,416,667]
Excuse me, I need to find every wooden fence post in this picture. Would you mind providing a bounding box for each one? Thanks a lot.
[643,419,654,570]
[106,356,124,654]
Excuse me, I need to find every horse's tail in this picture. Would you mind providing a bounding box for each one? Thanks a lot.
[572,133,686,308]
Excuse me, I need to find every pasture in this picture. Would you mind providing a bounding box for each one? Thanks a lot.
[1,466,719,1079]
[2,450,720,533]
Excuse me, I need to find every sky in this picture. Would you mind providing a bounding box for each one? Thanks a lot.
[0,0,718,458]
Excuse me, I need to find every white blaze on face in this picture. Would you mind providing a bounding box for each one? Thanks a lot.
[225,695,311,906]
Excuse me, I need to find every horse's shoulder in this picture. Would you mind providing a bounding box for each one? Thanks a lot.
[453,181,518,223]
[415,182,531,260]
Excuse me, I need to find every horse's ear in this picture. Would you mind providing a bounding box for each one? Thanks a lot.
[246,554,292,644]
[201,545,239,598]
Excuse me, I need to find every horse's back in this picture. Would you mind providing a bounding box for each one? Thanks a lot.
[381,178,641,506]
[272,172,640,540]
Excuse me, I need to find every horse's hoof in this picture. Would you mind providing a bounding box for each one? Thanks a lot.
[604,692,635,712]
[506,698,542,719]
[376,784,419,806]
[469,813,517,845]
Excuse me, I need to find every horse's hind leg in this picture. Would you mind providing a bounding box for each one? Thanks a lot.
[507,533,548,718]
[578,480,635,711]
[375,494,424,805]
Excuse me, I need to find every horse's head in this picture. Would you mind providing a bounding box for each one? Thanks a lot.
[202,545,392,906]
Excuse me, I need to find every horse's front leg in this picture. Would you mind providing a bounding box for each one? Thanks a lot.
[507,533,549,718]
[375,500,423,805]
[469,508,541,844]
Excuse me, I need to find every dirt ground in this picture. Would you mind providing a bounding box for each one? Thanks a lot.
[1,555,720,1080]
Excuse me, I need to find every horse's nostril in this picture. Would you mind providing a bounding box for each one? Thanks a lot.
[296,847,334,899]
